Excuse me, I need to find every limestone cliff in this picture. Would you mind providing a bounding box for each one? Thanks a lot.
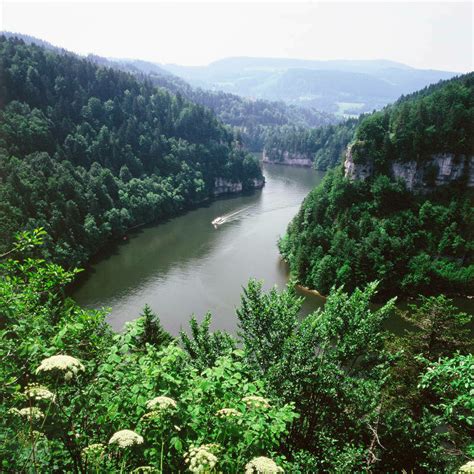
[262,149,313,167]
[344,145,474,190]
[213,177,264,196]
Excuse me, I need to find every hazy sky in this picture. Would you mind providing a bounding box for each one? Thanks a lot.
[1,0,472,71]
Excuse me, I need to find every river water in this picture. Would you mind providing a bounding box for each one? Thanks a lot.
[72,163,326,333]
[72,162,474,334]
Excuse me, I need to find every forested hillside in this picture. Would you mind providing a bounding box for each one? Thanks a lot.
[280,73,474,298]
[184,88,336,151]
[2,32,338,152]
[0,36,263,265]
[91,58,339,151]
[263,118,359,170]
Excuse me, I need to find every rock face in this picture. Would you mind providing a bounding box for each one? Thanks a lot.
[213,177,264,196]
[343,146,374,181]
[262,149,313,167]
[344,146,474,190]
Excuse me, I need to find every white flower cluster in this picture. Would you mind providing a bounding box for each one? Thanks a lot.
[215,408,241,418]
[108,429,144,448]
[36,354,85,380]
[459,461,474,473]
[184,444,219,473]
[146,395,177,411]
[245,456,284,473]
[10,407,44,421]
[242,395,270,409]
[81,443,105,462]
[24,384,55,402]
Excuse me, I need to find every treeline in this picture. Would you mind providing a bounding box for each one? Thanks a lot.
[0,36,263,266]
[280,73,474,298]
[1,231,472,472]
[351,72,474,168]
[263,118,359,170]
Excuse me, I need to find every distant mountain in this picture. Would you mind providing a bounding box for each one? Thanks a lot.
[111,57,337,149]
[161,57,459,116]
[165,57,413,78]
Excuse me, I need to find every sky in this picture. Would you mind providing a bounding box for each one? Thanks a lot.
[0,0,472,72]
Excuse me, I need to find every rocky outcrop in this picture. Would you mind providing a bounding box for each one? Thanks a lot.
[343,146,374,181]
[213,177,264,196]
[262,149,313,167]
[344,146,474,190]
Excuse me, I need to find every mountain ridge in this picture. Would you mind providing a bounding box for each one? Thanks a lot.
[160,56,459,115]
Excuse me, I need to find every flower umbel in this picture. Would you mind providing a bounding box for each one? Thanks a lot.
[184,444,219,473]
[10,407,44,421]
[459,461,474,473]
[242,395,270,409]
[245,456,284,473]
[108,429,144,448]
[146,395,177,411]
[24,384,55,402]
[36,354,85,380]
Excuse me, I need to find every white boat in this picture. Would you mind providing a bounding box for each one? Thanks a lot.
[211,206,250,227]
[212,217,225,226]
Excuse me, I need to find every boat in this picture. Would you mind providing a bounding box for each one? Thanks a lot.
[211,206,250,228]
[212,217,225,227]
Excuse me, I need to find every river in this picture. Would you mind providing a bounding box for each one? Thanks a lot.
[72,162,474,334]
[72,162,326,333]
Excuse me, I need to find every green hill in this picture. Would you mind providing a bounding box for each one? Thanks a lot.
[280,73,474,298]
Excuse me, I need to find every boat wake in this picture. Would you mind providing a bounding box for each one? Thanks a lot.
[212,206,250,228]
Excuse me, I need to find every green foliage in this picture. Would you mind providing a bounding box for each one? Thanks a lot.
[135,305,174,349]
[0,253,294,472]
[420,354,474,456]
[280,73,474,299]
[189,89,337,151]
[0,36,263,265]
[280,167,473,298]
[237,279,303,375]
[263,118,359,170]
[401,296,472,361]
[377,296,473,471]
[1,232,472,472]
[237,279,395,472]
[180,313,236,371]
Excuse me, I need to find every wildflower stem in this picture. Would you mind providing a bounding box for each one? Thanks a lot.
[160,436,164,473]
